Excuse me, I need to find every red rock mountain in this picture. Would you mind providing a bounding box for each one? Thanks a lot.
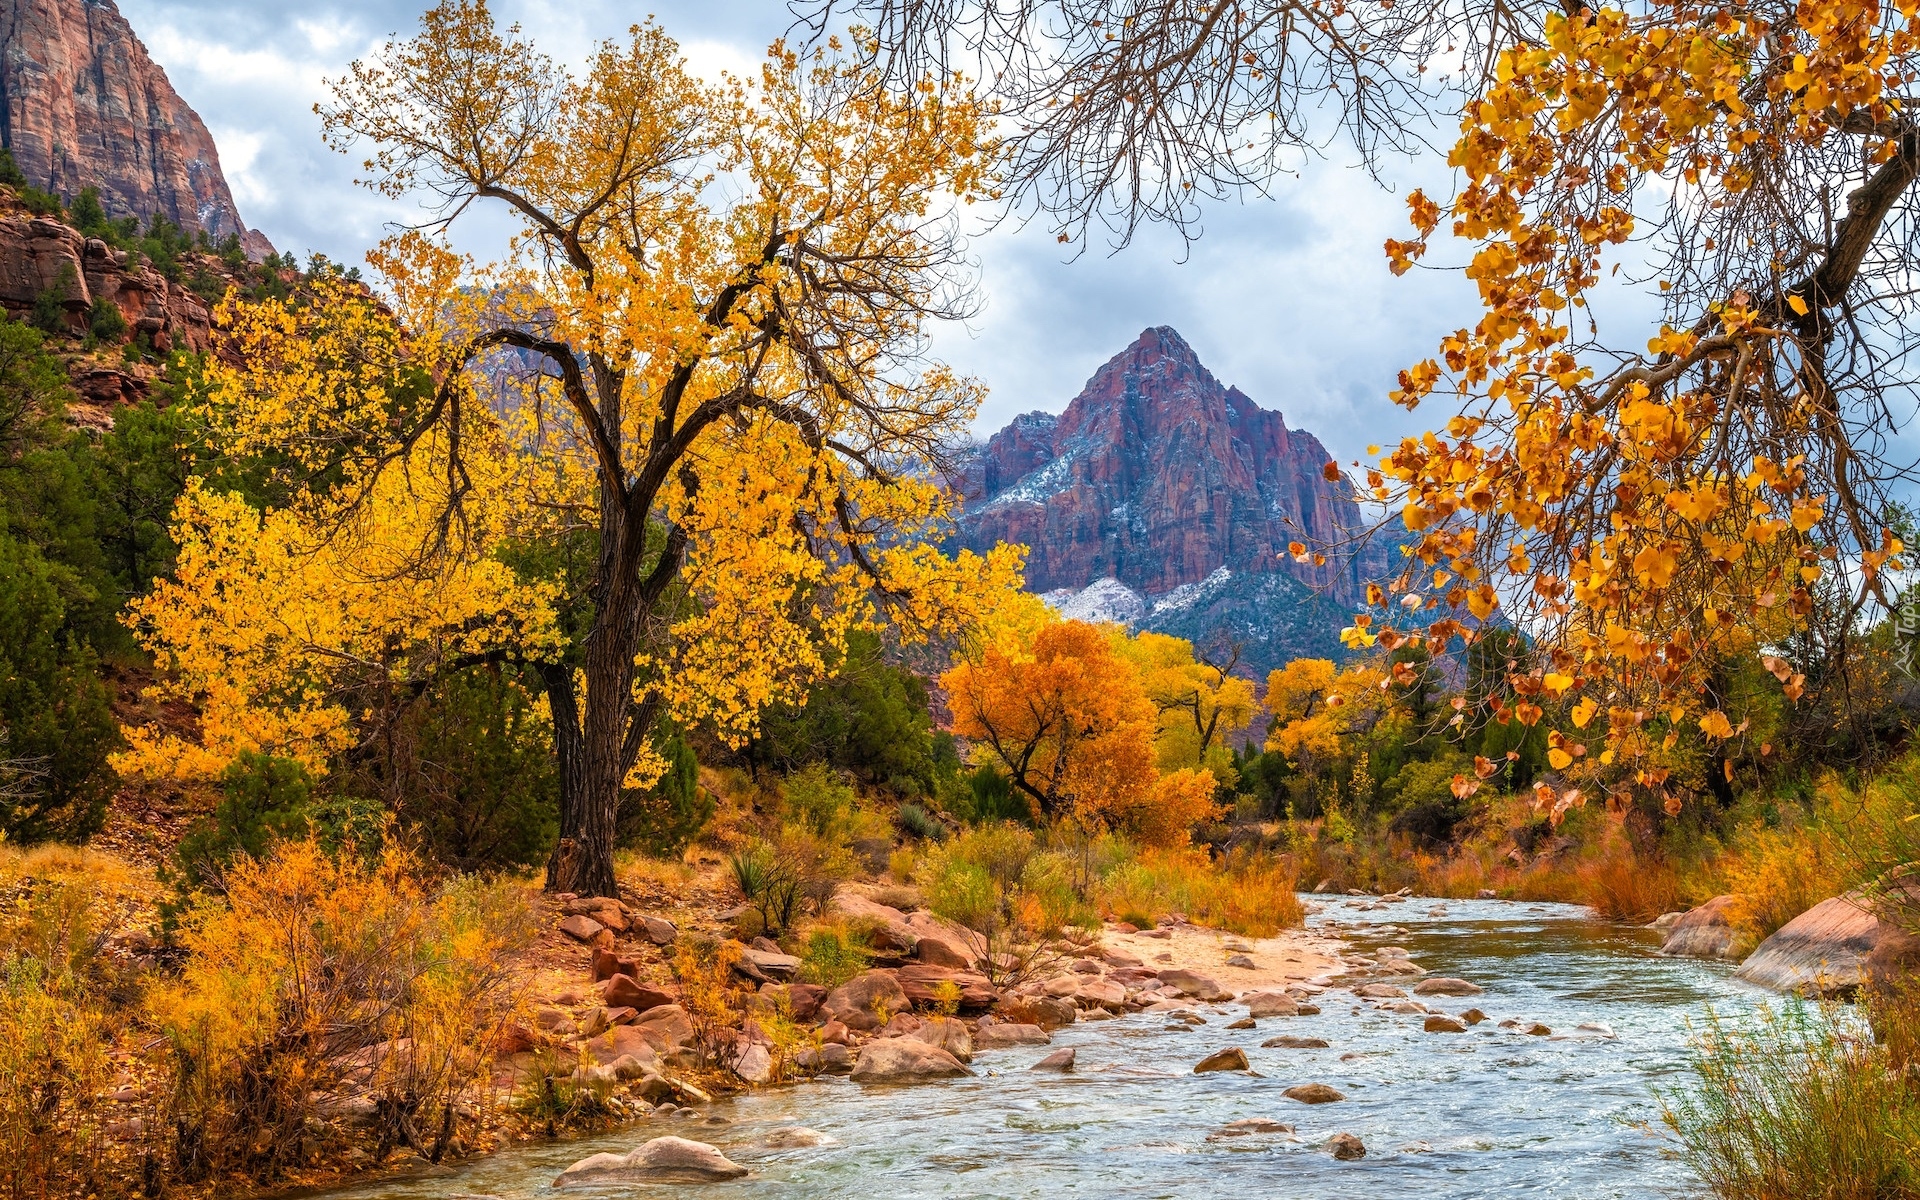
[0,0,273,258]
[957,327,1380,598]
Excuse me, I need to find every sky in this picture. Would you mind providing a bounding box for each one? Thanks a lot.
[118,0,1487,460]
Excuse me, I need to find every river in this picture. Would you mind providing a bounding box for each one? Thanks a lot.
[317,896,1764,1199]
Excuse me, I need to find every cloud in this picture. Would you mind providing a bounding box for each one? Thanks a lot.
[107,0,1653,463]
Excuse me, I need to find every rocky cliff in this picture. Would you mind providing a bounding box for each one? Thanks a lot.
[952,327,1392,670]
[0,0,273,258]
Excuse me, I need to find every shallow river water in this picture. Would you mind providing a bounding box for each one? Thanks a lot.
[318,897,1765,1199]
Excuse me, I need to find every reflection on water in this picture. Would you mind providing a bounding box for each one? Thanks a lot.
[316,898,1762,1199]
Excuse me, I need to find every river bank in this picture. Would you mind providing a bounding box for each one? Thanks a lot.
[311,896,1759,1199]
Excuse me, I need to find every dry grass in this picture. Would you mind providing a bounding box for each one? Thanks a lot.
[1096,846,1303,938]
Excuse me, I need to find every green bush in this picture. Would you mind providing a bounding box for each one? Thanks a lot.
[796,925,873,989]
[372,667,559,871]
[752,630,941,792]
[172,752,317,894]
[0,149,25,189]
[28,268,70,336]
[898,802,946,842]
[616,729,711,856]
[86,297,125,343]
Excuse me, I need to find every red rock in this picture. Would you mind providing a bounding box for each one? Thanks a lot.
[0,0,272,258]
[592,947,647,983]
[558,914,604,943]
[894,963,997,1011]
[599,974,674,1014]
[914,935,973,970]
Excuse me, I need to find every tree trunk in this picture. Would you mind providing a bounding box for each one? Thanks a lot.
[543,501,644,898]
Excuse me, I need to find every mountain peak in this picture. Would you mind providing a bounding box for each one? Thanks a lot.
[954,332,1387,671]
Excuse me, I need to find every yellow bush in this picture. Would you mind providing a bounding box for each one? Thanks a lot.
[150,836,530,1181]
[0,873,115,1200]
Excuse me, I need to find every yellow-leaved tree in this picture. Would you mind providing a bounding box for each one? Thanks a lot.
[1110,630,1256,779]
[124,4,1023,896]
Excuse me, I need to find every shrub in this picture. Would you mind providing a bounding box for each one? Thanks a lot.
[920,824,1095,986]
[171,752,316,897]
[1662,1001,1920,1200]
[898,802,945,842]
[670,937,742,1071]
[151,836,530,1181]
[27,270,69,337]
[86,296,125,342]
[796,923,872,989]
[616,729,709,856]
[367,667,559,871]
[0,150,25,189]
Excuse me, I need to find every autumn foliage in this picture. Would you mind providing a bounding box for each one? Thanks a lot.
[942,619,1221,844]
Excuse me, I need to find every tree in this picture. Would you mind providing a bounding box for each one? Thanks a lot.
[848,0,1920,809]
[136,5,1021,896]
[943,618,1219,843]
[1112,630,1256,776]
[1264,657,1386,775]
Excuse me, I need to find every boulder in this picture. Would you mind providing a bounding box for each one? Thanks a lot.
[592,948,647,984]
[605,1054,653,1082]
[1660,895,1744,960]
[1353,983,1407,999]
[1031,1047,1076,1072]
[1026,995,1079,1030]
[915,936,973,969]
[1423,1015,1468,1033]
[581,1025,663,1071]
[731,1043,773,1084]
[796,1042,853,1074]
[1412,978,1484,997]
[849,1038,972,1084]
[1244,991,1299,1018]
[1735,894,1887,996]
[553,1137,748,1186]
[896,963,997,1011]
[600,975,675,1014]
[1159,969,1230,1001]
[640,915,678,946]
[558,914,604,943]
[1193,1047,1250,1073]
[1226,1017,1256,1030]
[632,1005,696,1054]
[974,1022,1051,1049]
[913,1016,974,1063]
[1283,1083,1346,1104]
[1075,979,1127,1010]
[823,970,910,1032]
[741,946,801,979]
[1262,1035,1330,1049]
[829,893,919,953]
[757,982,827,1023]
[1329,1132,1367,1160]
[1461,1008,1487,1025]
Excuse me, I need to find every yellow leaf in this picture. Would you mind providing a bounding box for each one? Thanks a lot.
[1571,698,1597,728]
[1542,672,1574,696]
[1699,710,1735,739]
[1548,748,1574,770]
[1787,294,1809,316]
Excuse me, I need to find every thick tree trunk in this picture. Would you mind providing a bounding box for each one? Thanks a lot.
[543,494,646,899]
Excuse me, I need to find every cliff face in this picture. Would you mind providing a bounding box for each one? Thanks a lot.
[0,0,273,258]
[956,327,1380,601]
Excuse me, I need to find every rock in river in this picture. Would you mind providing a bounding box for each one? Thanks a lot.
[1244,991,1300,1018]
[1193,1047,1250,1073]
[761,1126,839,1148]
[1031,1047,1076,1072]
[822,970,910,1032]
[849,1038,972,1084]
[1660,895,1744,960]
[1412,977,1484,997]
[1263,1035,1330,1049]
[553,1137,748,1186]
[1212,1117,1292,1138]
[1423,1015,1467,1033]
[1284,1083,1346,1104]
[1329,1132,1367,1160]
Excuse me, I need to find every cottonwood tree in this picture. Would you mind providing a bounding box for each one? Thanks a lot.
[841,0,1920,810]
[129,4,1022,897]
[943,618,1220,844]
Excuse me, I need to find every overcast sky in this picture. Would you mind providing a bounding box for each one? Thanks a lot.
[118,0,1488,459]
